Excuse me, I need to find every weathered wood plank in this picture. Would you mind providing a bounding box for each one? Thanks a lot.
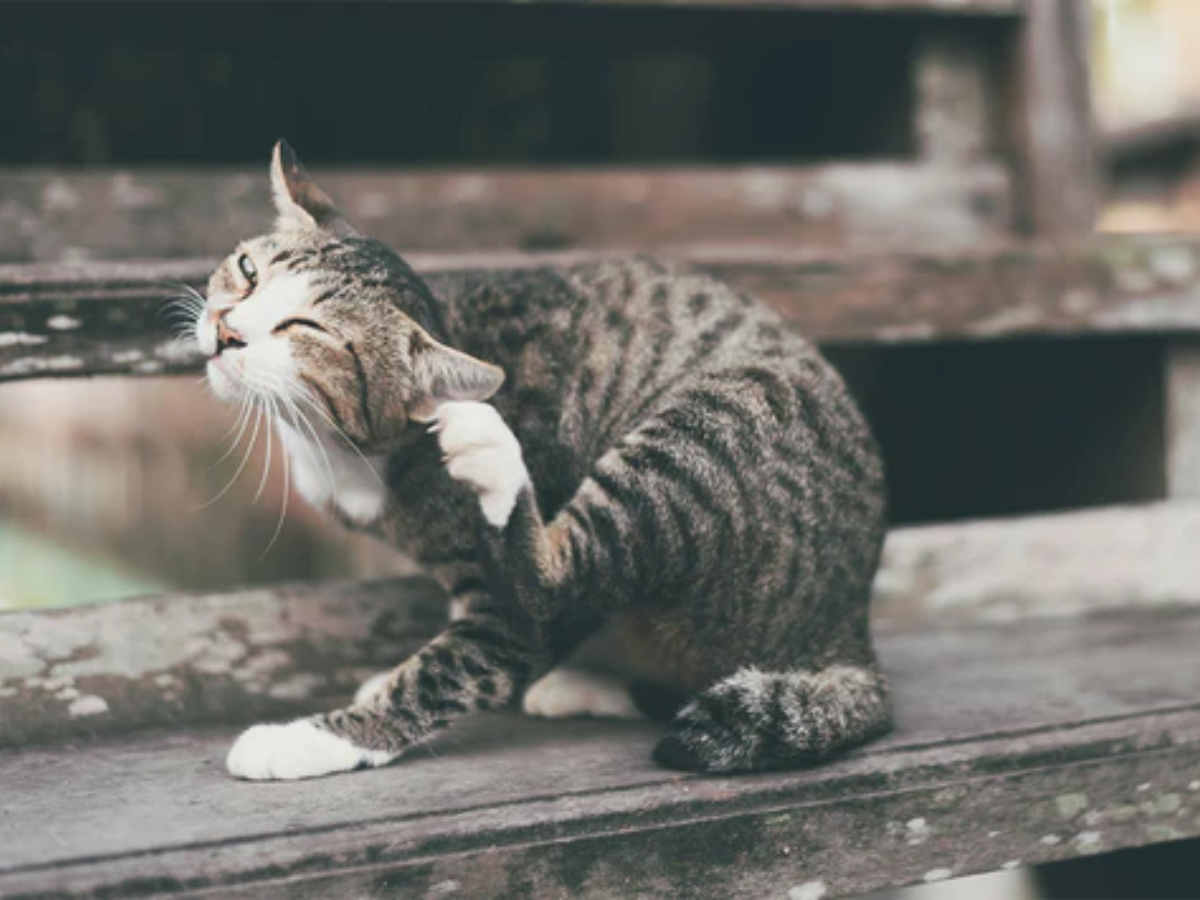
[2,500,1196,749]
[1007,0,1097,237]
[0,164,1012,264]
[1,608,1196,898]
[875,500,1200,625]
[1166,341,1200,498]
[5,236,1200,383]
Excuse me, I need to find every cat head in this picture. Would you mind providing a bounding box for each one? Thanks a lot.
[194,140,504,452]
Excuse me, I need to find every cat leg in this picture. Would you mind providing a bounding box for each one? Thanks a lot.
[652,663,893,773]
[433,401,647,623]
[227,611,546,781]
[354,570,491,707]
[522,668,644,720]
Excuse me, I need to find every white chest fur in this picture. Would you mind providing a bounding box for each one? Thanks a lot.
[275,419,389,526]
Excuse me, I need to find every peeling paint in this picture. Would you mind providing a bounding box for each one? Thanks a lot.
[967,305,1044,336]
[1001,860,1022,870]
[788,881,827,900]
[0,332,49,347]
[1146,824,1184,842]
[267,673,326,701]
[906,817,931,845]
[0,355,85,378]
[1040,834,1061,845]
[1055,793,1089,820]
[68,695,109,717]
[1142,793,1182,816]
[46,315,82,331]
[923,868,953,883]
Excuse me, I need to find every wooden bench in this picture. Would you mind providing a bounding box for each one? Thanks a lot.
[4,0,1199,896]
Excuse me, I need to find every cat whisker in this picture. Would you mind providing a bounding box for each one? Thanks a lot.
[260,395,292,559]
[280,393,338,499]
[292,387,385,486]
[238,368,339,497]
[237,369,341,501]
[254,393,275,505]
[192,399,265,511]
[208,395,255,472]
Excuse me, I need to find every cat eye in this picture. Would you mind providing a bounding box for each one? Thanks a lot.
[237,253,258,288]
[272,317,328,336]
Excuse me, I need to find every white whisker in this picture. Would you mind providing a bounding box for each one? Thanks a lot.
[193,400,264,511]
[293,389,385,486]
[254,395,275,505]
[208,396,254,471]
[282,394,338,496]
[260,395,291,559]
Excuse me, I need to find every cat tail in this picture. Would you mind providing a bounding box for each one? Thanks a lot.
[652,664,893,773]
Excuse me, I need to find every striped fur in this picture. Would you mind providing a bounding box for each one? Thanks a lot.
[211,143,891,779]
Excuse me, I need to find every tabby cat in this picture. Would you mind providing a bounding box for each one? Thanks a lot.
[196,141,892,780]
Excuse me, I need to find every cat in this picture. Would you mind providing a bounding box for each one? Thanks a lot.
[196,141,892,780]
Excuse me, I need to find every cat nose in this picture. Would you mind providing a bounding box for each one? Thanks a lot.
[214,309,247,356]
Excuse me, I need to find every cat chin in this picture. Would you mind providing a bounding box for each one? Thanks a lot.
[205,358,242,401]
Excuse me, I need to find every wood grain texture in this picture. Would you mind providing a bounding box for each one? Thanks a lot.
[2,501,1196,748]
[1007,0,1097,237]
[0,164,1012,264]
[0,608,1196,898]
[4,235,1200,383]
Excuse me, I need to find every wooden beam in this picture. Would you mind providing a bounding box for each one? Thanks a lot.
[6,236,1200,383]
[1166,341,1200,498]
[1,499,1196,748]
[0,164,1012,265]
[1007,0,1097,237]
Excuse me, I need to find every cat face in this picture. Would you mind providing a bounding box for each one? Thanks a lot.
[195,141,504,452]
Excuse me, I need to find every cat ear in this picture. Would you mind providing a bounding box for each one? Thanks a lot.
[408,332,505,422]
[269,140,356,236]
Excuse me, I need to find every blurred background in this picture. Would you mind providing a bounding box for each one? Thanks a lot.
[5,0,1197,611]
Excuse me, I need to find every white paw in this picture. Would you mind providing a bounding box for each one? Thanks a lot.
[354,670,392,707]
[226,719,395,781]
[433,401,529,528]
[523,668,644,720]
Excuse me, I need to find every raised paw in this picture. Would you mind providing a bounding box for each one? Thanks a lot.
[522,668,644,720]
[226,718,396,781]
[432,401,529,528]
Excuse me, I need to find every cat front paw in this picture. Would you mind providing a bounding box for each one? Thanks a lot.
[432,401,530,528]
[226,719,395,781]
